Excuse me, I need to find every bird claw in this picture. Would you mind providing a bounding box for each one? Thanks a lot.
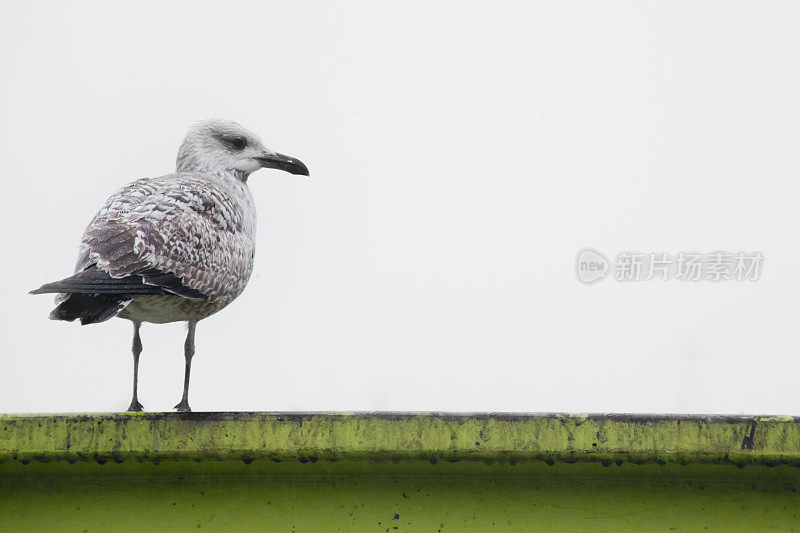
[127,400,144,412]
[174,400,192,412]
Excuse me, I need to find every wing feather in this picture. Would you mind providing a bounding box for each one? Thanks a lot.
[72,173,256,302]
[30,265,202,297]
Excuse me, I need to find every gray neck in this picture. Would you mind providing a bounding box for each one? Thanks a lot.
[176,160,249,183]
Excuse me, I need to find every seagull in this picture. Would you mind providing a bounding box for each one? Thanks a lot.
[30,119,309,412]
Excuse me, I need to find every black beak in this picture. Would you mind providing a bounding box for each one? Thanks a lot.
[256,152,310,176]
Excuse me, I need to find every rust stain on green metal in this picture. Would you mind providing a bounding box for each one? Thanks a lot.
[1,413,799,531]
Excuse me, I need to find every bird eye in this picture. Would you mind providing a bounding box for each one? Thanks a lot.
[230,137,247,150]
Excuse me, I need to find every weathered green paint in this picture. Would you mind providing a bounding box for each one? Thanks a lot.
[1,413,799,531]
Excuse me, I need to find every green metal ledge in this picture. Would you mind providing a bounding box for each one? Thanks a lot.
[2,413,800,532]
[1,412,799,466]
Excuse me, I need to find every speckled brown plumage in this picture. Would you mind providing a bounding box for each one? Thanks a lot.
[78,171,257,322]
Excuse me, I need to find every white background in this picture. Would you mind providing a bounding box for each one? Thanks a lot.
[1,1,798,414]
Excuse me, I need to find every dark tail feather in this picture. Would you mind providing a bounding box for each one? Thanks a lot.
[49,293,129,325]
[30,265,206,299]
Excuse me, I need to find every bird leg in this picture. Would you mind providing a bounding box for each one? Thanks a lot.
[174,321,197,412]
[127,320,144,412]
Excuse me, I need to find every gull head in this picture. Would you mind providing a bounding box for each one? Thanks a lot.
[176,118,309,180]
